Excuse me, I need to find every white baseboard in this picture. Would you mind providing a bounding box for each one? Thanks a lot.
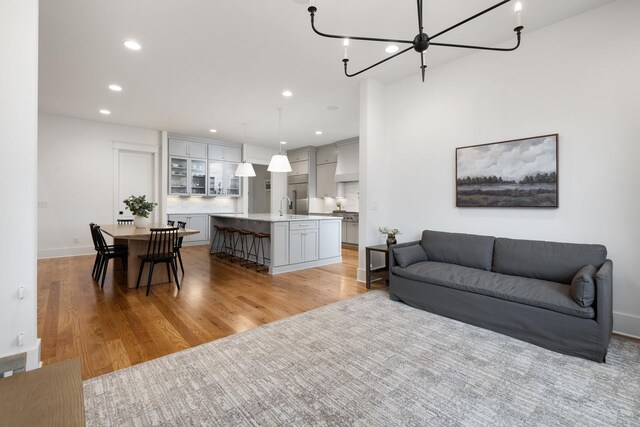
[613,311,640,339]
[357,267,366,283]
[38,246,94,259]
[1,339,41,371]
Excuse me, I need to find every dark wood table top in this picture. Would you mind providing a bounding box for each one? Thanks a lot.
[366,244,390,252]
[0,359,85,426]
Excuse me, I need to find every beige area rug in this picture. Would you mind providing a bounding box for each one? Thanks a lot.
[84,290,640,426]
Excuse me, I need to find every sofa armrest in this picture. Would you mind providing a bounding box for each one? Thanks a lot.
[595,260,613,349]
[389,240,421,270]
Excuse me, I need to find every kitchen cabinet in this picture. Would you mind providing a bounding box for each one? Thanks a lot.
[208,161,240,197]
[316,162,337,197]
[346,222,359,245]
[169,139,207,159]
[289,160,309,176]
[169,157,207,196]
[272,222,289,267]
[287,150,309,163]
[168,136,242,198]
[289,221,318,264]
[317,145,338,165]
[208,144,241,162]
[319,220,341,259]
[167,214,209,244]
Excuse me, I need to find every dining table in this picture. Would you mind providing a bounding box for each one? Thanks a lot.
[100,223,199,288]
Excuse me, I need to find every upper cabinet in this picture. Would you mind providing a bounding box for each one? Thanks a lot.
[316,145,338,165]
[208,144,241,162]
[168,137,242,197]
[169,138,207,159]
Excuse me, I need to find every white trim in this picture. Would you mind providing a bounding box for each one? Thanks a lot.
[112,141,160,223]
[38,246,94,259]
[270,256,342,275]
[0,339,41,371]
[356,267,367,283]
[613,311,640,339]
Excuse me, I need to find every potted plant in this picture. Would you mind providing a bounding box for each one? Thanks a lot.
[123,195,158,229]
[379,226,400,247]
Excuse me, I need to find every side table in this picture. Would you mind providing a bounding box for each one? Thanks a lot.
[366,244,390,289]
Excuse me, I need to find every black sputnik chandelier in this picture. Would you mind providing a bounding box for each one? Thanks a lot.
[307,0,524,82]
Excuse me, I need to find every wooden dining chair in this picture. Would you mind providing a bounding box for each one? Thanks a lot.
[136,227,180,296]
[167,220,175,226]
[117,219,133,225]
[93,225,128,288]
[175,221,187,274]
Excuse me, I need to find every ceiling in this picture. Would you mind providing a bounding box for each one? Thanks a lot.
[39,0,614,149]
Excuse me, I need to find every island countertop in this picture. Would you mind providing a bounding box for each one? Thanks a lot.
[209,213,341,222]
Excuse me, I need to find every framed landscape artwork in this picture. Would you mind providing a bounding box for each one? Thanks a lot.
[456,134,558,208]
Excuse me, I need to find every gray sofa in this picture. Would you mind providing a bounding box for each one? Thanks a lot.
[389,230,613,362]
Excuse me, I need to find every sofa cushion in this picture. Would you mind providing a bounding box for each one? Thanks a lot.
[392,261,595,319]
[493,238,607,284]
[392,244,428,268]
[421,230,495,271]
[571,265,597,307]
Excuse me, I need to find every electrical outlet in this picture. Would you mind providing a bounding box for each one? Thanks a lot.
[18,332,24,346]
[18,286,24,300]
[37,201,48,208]
[73,236,80,244]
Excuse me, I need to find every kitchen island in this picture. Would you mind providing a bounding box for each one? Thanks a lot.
[209,214,342,274]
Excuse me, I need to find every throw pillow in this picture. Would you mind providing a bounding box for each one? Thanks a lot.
[393,245,428,268]
[570,265,598,307]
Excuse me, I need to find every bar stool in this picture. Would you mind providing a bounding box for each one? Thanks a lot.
[210,225,227,256]
[246,231,270,272]
[233,229,253,264]
[223,228,238,259]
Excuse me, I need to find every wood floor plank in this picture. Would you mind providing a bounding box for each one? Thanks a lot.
[38,246,366,380]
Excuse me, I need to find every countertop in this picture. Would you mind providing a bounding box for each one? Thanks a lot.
[210,213,341,222]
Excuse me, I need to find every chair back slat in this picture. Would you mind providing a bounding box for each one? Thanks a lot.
[93,225,110,252]
[146,227,178,258]
[89,223,100,251]
[167,220,175,226]
[117,219,133,225]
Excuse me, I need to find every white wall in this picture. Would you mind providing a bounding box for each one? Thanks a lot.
[38,114,161,258]
[361,0,640,336]
[0,0,40,369]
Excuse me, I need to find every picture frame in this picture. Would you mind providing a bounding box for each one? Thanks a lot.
[456,134,559,208]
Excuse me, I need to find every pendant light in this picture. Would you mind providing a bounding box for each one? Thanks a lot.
[267,108,292,173]
[234,123,256,177]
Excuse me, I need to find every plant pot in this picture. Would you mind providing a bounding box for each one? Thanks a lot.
[386,236,397,247]
[133,215,150,229]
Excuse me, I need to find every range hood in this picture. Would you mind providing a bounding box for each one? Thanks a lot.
[334,139,359,182]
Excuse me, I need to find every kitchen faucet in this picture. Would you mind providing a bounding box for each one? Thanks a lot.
[279,195,292,216]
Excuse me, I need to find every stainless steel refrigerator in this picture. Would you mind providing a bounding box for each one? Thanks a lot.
[287,174,309,215]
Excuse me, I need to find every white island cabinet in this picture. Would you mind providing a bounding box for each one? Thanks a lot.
[210,214,342,274]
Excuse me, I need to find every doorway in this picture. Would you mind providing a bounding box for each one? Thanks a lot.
[248,164,271,214]
[113,147,156,221]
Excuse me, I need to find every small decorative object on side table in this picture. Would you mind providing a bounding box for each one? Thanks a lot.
[378,226,400,247]
[366,244,391,289]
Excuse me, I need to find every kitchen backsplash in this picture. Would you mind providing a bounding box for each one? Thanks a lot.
[310,181,359,213]
[167,196,239,214]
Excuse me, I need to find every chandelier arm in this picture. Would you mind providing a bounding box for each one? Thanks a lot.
[417,0,424,33]
[420,52,426,82]
[309,8,414,45]
[430,28,522,52]
[429,0,512,41]
[343,46,414,78]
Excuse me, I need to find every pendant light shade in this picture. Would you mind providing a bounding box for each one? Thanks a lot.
[235,161,256,177]
[235,123,257,177]
[268,108,292,173]
[267,154,292,173]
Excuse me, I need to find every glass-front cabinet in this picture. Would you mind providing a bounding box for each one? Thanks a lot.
[168,139,241,197]
[225,163,240,196]
[208,161,224,195]
[190,159,207,195]
[169,157,189,195]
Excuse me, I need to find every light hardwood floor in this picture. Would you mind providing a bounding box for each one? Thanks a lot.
[38,246,374,380]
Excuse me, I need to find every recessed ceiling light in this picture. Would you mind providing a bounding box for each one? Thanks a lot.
[326,106,339,111]
[99,109,111,115]
[280,141,287,145]
[124,40,141,51]
[282,90,293,97]
[108,84,122,92]
[209,129,217,133]
[385,45,399,54]
[315,131,323,135]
